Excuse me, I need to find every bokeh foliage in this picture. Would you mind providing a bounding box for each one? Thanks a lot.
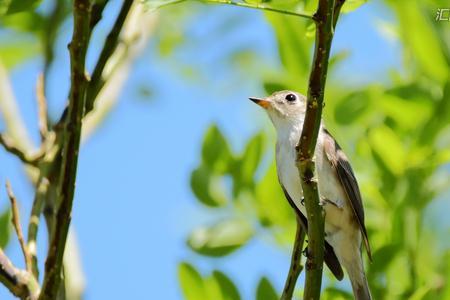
[0,0,448,299]
[167,0,450,299]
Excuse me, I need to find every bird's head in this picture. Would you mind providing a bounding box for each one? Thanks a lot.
[249,90,307,130]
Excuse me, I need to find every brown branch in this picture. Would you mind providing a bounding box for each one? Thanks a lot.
[39,0,92,298]
[281,219,306,300]
[295,0,343,299]
[85,0,134,115]
[5,181,32,274]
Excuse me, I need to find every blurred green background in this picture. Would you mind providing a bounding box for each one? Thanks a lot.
[0,0,449,299]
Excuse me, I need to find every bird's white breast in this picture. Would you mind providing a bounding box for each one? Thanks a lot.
[276,127,350,236]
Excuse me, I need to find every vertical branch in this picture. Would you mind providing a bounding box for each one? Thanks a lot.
[281,219,306,300]
[39,0,92,299]
[295,0,342,299]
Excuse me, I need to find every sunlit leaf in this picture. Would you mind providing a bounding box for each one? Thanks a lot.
[255,163,293,227]
[0,208,11,249]
[334,90,372,125]
[190,165,227,207]
[178,262,207,300]
[211,270,241,300]
[0,0,42,15]
[341,0,368,13]
[392,1,448,83]
[231,133,264,195]
[0,41,39,69]
[265,13,312,88]
[369,125,406,175]
[187,219,253,257]
[322,287,352,300]
[256,277,278,300]
[202,125,232,174]
[378,94,433,130]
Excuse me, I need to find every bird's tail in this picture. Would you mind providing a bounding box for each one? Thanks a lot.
[349,270,371,300]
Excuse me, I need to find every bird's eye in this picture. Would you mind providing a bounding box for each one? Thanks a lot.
[285,93,297,102]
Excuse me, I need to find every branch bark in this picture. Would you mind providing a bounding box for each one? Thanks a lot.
[281,219,306,300]
[39,0,92,298]
[0,249,40,300]
[295,0,344,299]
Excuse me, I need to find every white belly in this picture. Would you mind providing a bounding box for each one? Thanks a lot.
[276,136,354,239]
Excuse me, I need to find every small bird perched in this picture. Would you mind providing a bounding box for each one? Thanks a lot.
[249,90,372,300]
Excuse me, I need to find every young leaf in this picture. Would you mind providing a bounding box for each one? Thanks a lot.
[256,277,278,300]
[0,208,11,249]
[178,262,207,300]
[187,219,253,257]
[211,270,241,300]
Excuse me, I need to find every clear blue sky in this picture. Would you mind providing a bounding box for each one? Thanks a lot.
[0,1,409,299]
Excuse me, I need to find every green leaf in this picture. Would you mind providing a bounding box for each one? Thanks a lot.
[0,209,11,248]
[368,243,401,275]
[232,133,264,194]
[393,1,448,83]
[211,270,241,300]
[0,0,42,15]
[265,13,312,87]
[178,262,207,300]
[255,163,292,228]
[256,277,278,300]
[187,219,253,257]
[341,0,367,13]
[0,41,39,69]
[334,90,372,125]
[369,125,406,176]
[190,165,227,207]
[201,125,232,174]
[378,94,433,130]
[323,287,352,300]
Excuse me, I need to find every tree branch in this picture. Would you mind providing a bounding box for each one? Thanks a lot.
[39,0,92,298]
[0,134,43,166]
[295,0,341,299]
[0,249,40,300]
[85,0,134,114]
[281,219,306,300]
[156,0,313,19]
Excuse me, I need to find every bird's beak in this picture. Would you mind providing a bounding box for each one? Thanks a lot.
[249,97,271,109]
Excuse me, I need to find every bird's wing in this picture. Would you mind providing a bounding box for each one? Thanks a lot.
[322,128,372,260]
[281,186,344,280]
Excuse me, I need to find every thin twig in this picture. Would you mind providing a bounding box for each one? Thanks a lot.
[27,177,50,278]
[39,0,92,298]
[36,74,49,141]
[0,134,43,166]
[281,219,306,300]
[156,0,313,19]
[5,181,32,274]
[85,0,134,114]
[296,0,343,299]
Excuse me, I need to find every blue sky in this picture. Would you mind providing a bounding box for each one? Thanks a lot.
[0,1,405,299]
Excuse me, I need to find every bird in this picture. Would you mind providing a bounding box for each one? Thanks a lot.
[249,90,372,300]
